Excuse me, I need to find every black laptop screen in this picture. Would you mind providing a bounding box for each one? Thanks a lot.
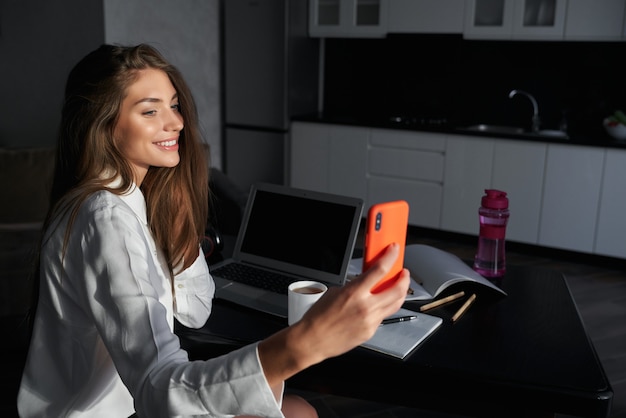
[239,189,358,275]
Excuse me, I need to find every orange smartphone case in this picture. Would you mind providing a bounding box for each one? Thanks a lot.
[362,200,409,293]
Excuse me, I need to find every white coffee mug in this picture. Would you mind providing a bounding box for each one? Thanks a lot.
[287,280,327,325]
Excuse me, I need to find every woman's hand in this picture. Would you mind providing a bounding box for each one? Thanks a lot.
[258,243,410,387]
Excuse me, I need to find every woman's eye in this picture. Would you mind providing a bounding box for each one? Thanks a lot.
[143,110,157,116]
[171,103,181,112]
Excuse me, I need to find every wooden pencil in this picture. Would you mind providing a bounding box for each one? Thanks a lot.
[419,291,465,312]
[451,293,477,322]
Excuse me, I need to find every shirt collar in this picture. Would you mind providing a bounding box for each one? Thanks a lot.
[116,182,148,225]
[102,174,148,225]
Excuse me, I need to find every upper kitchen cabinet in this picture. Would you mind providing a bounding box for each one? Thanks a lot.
[564,0,626,41]
[464,0,567,40]
[386,0,465,34]
[309,0,388,37]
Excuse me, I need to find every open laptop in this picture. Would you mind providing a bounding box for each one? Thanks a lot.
[211,182,364,317]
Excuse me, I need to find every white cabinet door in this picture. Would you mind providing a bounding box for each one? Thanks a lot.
[595,149,626,258]
[464,0,567,40]
[309,0,388,37]
[511,0,567,40]
[564,0,626,41]
[492,140,547,244]
[369,177,443,228]
[290,122,368,201]
[441,135,495,235]
[290,122,330,193]
[387,0,465,33]
[327,125,369,202]
[464,0,515,39]
[368,129,446,228]
[539,144,604,253]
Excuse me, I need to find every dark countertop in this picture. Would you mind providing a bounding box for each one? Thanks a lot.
[293,113,626,150]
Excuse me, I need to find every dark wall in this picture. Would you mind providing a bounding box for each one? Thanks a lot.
[323,34,626,139]
[0,1,105,148]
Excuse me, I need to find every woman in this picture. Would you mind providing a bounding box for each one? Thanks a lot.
[17,44,409,417]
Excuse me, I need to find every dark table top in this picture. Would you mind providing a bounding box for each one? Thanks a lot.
[177,264,613,418]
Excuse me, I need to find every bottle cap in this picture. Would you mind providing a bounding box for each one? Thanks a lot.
[482,189,508,209]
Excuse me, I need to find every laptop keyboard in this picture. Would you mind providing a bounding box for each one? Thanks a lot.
[212,263,297,294]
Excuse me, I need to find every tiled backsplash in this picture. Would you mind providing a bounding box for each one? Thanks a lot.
[323,34,626,139]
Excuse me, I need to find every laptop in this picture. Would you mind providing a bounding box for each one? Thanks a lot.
[211,182,364,317]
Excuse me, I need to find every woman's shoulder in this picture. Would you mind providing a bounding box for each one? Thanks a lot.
[78,188,143,224]
[82,189,132,212]
[45,189,143,242]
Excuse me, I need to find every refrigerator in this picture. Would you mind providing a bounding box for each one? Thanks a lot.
[223,0,320,192]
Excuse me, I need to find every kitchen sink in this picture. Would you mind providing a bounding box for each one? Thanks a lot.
[536,129,569,138]
[458,124,569,139]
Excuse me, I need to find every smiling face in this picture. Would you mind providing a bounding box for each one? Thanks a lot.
[114,68,183,185]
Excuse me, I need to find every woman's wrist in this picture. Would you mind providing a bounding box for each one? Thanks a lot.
[258,320,323,386]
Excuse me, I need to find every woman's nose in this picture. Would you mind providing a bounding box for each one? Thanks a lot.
[166,110,184,132]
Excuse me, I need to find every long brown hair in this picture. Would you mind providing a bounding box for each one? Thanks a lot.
[48,43,209,275]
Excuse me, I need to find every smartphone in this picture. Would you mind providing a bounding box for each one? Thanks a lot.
[362,200,409,294]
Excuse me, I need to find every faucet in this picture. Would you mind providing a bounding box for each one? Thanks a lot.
[509,89,540,133]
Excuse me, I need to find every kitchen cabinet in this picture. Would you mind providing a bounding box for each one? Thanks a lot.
[290,122,330,193]
[464,0,567,40]
[291,121,625,259]
[491,140,546,244]
[442,135,547,244]
[368,129,446,228]
[309,0,388,38]
[290,122,445,227]
[327,125,369,200]
[595,149,626,258]
[290,122,368,200]
[387,0,465,34]
[441,135,494,235]
[539,144,604,253]
[564,0,626,41]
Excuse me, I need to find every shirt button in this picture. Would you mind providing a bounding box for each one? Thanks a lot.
[177,284,184,289]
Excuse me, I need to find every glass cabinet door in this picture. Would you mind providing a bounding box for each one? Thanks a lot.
[355,0,382,26]
[464,0,514,39]
[309,0,388,37]
[464,0,567,40]
[512,0,566,39]
[315,0,340,26]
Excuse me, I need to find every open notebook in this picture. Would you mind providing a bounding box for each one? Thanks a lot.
[211,183,364,317]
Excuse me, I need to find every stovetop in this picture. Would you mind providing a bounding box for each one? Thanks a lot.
[385,114,450,128]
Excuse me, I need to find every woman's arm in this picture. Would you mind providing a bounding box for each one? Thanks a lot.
[77,196,284,417]
[258,243,410,388]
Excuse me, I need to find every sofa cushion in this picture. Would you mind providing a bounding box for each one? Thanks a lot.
[0,147,55,224]
[0,224,39,316]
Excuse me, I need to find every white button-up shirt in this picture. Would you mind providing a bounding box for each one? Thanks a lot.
[18,185,284,417]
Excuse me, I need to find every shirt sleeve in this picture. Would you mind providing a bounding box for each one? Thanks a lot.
[75,198,284,417]
[173,247,215,329]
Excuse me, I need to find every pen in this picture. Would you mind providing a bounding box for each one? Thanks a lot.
[381,315,417,325]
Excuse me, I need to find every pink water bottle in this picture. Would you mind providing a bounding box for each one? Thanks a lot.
[473,189,509,278]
